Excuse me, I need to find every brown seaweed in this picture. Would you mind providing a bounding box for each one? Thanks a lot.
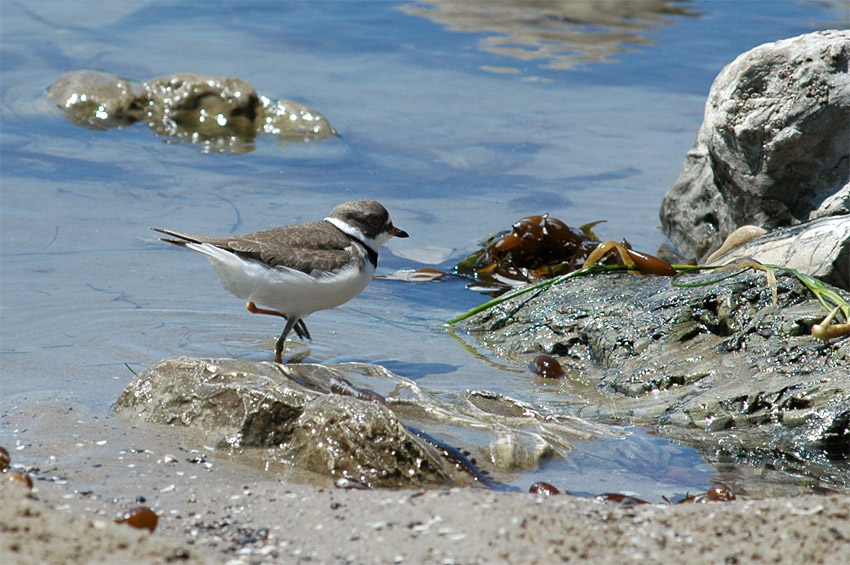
[454,213,673,294]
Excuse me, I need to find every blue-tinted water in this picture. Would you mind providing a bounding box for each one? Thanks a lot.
[2,0,846,497]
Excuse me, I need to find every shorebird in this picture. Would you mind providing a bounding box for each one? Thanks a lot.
[151,199,408,362]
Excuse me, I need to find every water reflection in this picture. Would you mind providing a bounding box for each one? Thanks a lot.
[525,426,714,501]
[401,0,697,70]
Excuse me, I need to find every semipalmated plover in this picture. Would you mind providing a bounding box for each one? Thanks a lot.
[151,199,408,362]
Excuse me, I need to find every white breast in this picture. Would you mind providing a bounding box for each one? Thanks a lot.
[185,242,374,317]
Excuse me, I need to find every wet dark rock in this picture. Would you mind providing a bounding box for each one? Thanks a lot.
[115,358,606,488]
[529,354,565,379]
[460,269,850,492]
[529,481,560,495]
[116,507,158,532]
[676,484,736,504]
[0,446,10,472]
[660,30,850,260]
[47,70,336,153]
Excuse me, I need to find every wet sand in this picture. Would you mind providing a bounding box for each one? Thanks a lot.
[2,396,849,564]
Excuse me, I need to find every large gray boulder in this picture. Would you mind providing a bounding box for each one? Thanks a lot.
[660,30,850,260]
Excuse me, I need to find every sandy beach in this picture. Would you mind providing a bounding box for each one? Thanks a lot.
[3,4,849,564]
[3,396,849,564]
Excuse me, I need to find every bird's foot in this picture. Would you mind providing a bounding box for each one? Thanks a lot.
[275,335,285,363]
[273,340,309,364]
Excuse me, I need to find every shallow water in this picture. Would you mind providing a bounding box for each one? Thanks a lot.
[1,0,847,497]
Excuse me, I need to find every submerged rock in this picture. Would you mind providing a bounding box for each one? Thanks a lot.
[47,69,145,129]
[460,269,850,493]
[143,74,265,142]
[48,70,336,153]
[660,30,850,259]
[115,357,607,488]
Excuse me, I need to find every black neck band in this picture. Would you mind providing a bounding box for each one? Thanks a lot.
[343,233,378,267]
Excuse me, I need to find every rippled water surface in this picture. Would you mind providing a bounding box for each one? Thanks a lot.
[2,0,846,496]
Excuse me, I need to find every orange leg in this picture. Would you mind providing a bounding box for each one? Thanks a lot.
[246,302,310,363]
[246,301,285,318]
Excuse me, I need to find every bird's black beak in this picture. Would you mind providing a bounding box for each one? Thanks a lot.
[392,226,409,238]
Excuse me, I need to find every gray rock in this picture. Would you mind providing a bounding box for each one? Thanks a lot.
[282,394,448,487]
[47,70,336,152]
[143,73,263,142]
[115,357,607,488]
[114,358,453,487]
[708,215,850,291]
[460,269,850,493]
[660,30,850,259]
[47,69,145,129]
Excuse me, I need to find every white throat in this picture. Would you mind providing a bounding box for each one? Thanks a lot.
[325,217,391,251]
